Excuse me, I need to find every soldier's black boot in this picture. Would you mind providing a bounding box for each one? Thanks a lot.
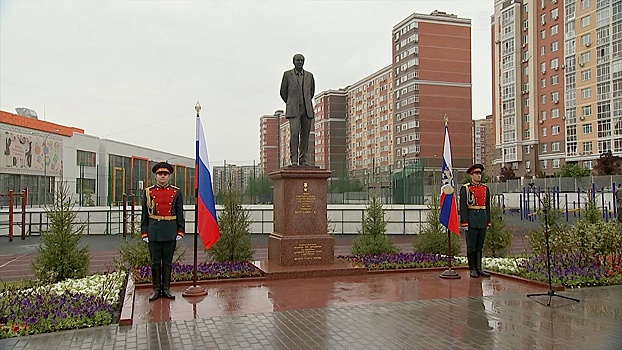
[149,266,162,302]
[161,266,175,300]
[468,252,479,278]
[476,251,491,277]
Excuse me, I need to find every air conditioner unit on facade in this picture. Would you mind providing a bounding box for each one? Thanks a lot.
[542,70,546,74]
[580,116,586,120]
[553,66,558,70]
[552,0,557,3]
[579,62,585,67]
[554,100,559,104]
[539,120,544,124]
[562,116,566,120]
[553,15,558,20]
[522,43,527,48]
[586,42,591,47]
[561,64,565,69]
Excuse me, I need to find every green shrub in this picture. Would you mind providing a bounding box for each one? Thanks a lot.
[351,194,400,256]
[32,182,90,283]
[414,189,460,256]
[483,198,513,257]
[526,192,569,255]
[207,184,255,262]
[115,223,186,271]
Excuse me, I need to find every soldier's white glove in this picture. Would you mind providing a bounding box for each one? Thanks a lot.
[176,235,182,241]
[142,237,149,243]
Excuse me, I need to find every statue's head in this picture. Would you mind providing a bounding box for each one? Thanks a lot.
[293,54,305,70]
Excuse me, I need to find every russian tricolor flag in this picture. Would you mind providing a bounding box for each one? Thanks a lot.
[196,115,220,249]
[439,123,460,236]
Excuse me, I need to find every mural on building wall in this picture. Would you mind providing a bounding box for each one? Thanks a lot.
[0,126,62,176]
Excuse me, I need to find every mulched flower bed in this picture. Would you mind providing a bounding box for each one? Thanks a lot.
[132,261,264,284]
[338,252,467,270]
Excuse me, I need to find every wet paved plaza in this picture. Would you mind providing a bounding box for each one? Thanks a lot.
[1,279,621,349]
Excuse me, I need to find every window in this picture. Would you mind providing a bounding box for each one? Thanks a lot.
[581,33,591,46]
[541,79,547,88]
[551,41,559,52]
[526,160,531,169]
[550,58,559,69]
[552,108,560,118]
[583,123,592,134]
[525,98,530,107]
[581,69,591,81]
[541,46,546,56]
[551,75,559,85]
[541,94,547,104]
[525,145,531,154]
[524,114,530,122]
[524,66,529,75]
[542,127,548,137]
[523,20,529,30]
[525,129,531,139]
[551,8,559,19]
[541,111,547,120]
[541,14,546,25]
[581,87,592,99]
[552,141,561,152]
[584,160,592,169]
[581,15,591,28]
[552,91,559,101]
[77,150,96,167]
[583,141,593,153]
[551,24,559,35]
[541,62,547,72]
[581,0,590,10]
[552,159,561,168]
[581,51,591,64]
[542,160,548,169]
[552,125,560,135]
[76,178,96,195]
[542,143,548,152]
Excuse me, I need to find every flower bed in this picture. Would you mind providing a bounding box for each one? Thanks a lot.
[338,253,468,270]
[0,271,126,339]
[339,253,622,288]
[132,262,264,284]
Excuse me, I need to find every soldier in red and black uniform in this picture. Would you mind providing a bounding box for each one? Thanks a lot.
[459,164,491,278]
[141,162,185,301]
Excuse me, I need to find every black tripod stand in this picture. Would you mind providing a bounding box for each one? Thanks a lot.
[526,185,580,306]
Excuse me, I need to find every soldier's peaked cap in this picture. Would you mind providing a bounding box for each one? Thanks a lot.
[152,162,174,174]
[467,164,484,174]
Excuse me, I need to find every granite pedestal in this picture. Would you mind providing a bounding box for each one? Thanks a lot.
[268,168,334,266]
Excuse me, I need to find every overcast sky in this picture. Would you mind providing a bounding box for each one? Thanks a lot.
[0,0,493,165]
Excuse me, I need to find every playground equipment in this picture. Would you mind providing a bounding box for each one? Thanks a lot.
[518,182,620,222]
[1,188,28,241]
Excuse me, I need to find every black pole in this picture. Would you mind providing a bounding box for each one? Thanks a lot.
[527,186,580,305]
[193,186,199,286]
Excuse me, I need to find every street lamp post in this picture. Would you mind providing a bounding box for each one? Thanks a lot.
[42,129,60,205]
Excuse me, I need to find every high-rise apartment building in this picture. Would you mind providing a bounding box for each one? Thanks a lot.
[346,65,394,184]
[313,89,347,177]
[212,164,258,195]
[392,11,473,174]
[259,111,281,175]
[492,0,621,177]
[473,115,494,173]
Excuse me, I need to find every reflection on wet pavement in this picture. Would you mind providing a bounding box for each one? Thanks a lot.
[133,270,545,324]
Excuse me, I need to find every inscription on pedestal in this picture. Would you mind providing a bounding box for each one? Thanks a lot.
[295,192,316,214]
[292,243,322,261]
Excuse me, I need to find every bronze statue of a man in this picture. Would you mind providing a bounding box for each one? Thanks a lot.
[280,54,315,167]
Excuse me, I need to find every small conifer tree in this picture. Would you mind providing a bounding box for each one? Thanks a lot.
[413,189,460,255]
[207,182,255,262]
[483,198,513,257]
[32,182,90,283]
[351,193,399,256]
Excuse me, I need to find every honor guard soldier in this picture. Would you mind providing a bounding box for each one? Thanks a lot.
[141,162,185,301]
[459,164,491,278]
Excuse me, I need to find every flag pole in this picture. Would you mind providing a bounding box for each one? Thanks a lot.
[439,114,460,279]
[183,102,208,297]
